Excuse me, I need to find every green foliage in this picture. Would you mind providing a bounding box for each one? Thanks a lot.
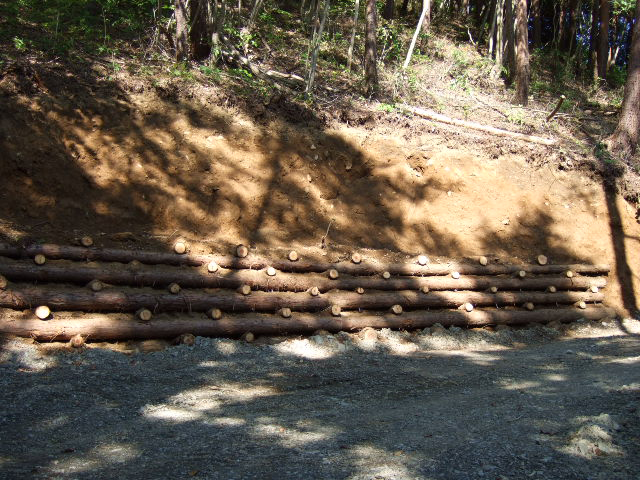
[608,65,627,89]
[377,102,395,113]
[12,36,26,50]
[377,20,403,63]
[595,141,616,165]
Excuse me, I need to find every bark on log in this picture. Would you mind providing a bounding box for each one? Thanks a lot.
[0,244,610,277]
[398,104,557,145]
[0,259,608,293]
[0,286,603,313]
[0,307,615,341]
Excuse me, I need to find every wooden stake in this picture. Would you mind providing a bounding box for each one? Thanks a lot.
[35,305,50,320]
[288,251,299,261]
[70,334,85,348]
[208,308,223,320]
[80,236,94,247]
[266,266,277,276]
[479,256,488,266]
[207,261,219,273]
[168,283,181,294]
[238,284,252,295]
[34,254,46,265]
[331,305,341,316]
[174,241,187,255]
[236,245,249,258]
[537,255,548,265]
[351,253,362,264]
[280,307,292,318]
[137,308,153,321]
[391,304,403,315]
[88,280,103,292]
[328,269,339,279]
[418,255,429,266]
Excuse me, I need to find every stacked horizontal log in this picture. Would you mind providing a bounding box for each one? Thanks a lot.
[0,243,613,341]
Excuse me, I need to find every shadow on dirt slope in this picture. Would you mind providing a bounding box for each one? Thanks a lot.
[0,334,638,479]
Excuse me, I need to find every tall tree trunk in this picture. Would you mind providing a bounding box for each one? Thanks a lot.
[504,0,516,82]
[403,0,430,69]
[383,0,395,19]
[532,0,542,47]
[588,0,600,80]
[306,0,330,94]
[347,0,361,70]
[494,0,505,71]
[421,0,432,33]
[400,0,410,16]
[597,0,610,78]
[364,0,378,96]
[554,1,566,49]
[175,0,188,61]
[607,0,640,158]
[515,0,530,105]
[564,0,580,53]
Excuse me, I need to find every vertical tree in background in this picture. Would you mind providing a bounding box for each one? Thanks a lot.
[608,0,640,158]
[504,0,516,81]
[588,0,600,79]
[364,0,378,95]
[514,0,529,104]
[597,0,610,78]
[532,0,542,47]
[383,0,395,20]
[175,0,188,61]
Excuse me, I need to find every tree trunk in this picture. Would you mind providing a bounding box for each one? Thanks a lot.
[514,0,530,105]
[597,0,610,78]
[532,0,542,47]
[383,0,395,20]
[588,0,600,80]
[503,0,516,81]
[420,0,431,33]
[347,0,361,70]
[607,0,640,158]
[175,0,189,61]
[494,0,505,70]
[305,0,330,94]
[566,0,581,54]
[364,0,378,96]
[0,307,615,341]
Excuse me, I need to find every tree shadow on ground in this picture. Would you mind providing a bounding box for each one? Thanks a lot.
[0,333,638,479]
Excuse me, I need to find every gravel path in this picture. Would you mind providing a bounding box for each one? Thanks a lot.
[1,320,639,480]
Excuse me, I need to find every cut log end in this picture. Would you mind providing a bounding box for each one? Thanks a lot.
[479,256,488,266]
[577,301,587,309]
[451,271,460,279]
[34,254,46,265]
[173,241,188,255]
[590,285,599,293]
[80,236,94,247]
[524,302,535,311]
[129,260,142,269]
[537,255,548,266]
[241,332,255,342]
[418,255,429,266]
[421,286,430,294]
[137,308,152,321]
[207,261,219,273]
[490,286,498,293]
[176,333,195,346]
[328,269,339,279]
[331,305,342,317]
[464,302,474,312]
[0,275,7,290]
[168,283,181,294]
[517,270,526,279]
[35,305,51,320]
[351,253,362,264]
[88,280,103,292]
[266,266,277,276]
[208,308,223,320]
[547,286,557,293]
[238,284,252,296]
[382,271,391,279]
[391,304,403,315]
[70,334,85,348]
[309,286,320,296]
[566,270,574,278]
[288,250,299,262]
[280,307,292,318]
[356,287,365,294]
[236,244,249,258]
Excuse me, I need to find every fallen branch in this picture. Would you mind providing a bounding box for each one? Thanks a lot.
[0,259,608,293]
[0,286,603,313]
[0,244,610,277]
[0,307,615,341]
[398,104,557,145]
